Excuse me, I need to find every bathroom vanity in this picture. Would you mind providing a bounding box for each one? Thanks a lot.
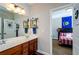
[0,36,38,55]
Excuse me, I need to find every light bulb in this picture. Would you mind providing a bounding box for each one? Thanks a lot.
[15,7,21,13]
[21,9,25,15]
[18,9,25,15]
[7,4,15,11]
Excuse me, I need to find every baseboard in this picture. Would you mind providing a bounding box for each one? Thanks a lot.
[37,50,51,55]
[52,38,58,40]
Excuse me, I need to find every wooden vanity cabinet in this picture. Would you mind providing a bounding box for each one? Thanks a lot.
[0,38,38,55]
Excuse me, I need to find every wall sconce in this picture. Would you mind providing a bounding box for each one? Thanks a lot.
[6,3,25,15]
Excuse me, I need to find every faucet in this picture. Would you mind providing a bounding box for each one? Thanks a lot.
[0,39,6,45]
[2,39,6,44]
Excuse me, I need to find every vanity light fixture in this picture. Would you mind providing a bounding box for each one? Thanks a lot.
[7,3,15,11]
[21,9,25,15]
[6,3,26,15]
[14,6,21,13]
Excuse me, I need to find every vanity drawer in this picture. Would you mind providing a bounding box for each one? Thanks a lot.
[22,42,29,55]
[0,45,22,55]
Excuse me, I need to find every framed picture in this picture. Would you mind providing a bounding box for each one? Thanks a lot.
[62,16,72,28]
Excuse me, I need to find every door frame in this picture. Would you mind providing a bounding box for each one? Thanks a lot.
[49,4,73,55]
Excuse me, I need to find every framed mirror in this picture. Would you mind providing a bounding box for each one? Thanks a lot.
[0,4,29,39]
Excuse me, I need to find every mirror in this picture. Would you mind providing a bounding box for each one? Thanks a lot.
[0,5,28,40]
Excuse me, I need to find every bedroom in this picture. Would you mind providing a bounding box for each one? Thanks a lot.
[50,5,73,55]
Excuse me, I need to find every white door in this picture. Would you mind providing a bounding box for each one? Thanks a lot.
[4,19,16,39]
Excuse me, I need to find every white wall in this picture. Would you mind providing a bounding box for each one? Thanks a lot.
[51,7,72,39]
[30,3,69,54]
[52,17,61,39]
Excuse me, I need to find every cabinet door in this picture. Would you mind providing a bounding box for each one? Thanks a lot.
[29,42,34,55]
[0,45,22,55]
[34,39,38,52]
[29,38,38,55]
[22,42,29,55]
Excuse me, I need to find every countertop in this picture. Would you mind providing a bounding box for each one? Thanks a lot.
[0,35,37,52]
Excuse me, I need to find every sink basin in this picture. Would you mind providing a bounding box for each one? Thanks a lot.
[25,35,29,38]
[0,40,6,45]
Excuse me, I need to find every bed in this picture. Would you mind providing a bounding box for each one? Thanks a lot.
[58,32,72,45]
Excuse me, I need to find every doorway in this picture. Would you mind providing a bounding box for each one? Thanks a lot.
[50,5,73,55]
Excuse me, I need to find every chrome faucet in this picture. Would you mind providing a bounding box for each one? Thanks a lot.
[0,39,5,45]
